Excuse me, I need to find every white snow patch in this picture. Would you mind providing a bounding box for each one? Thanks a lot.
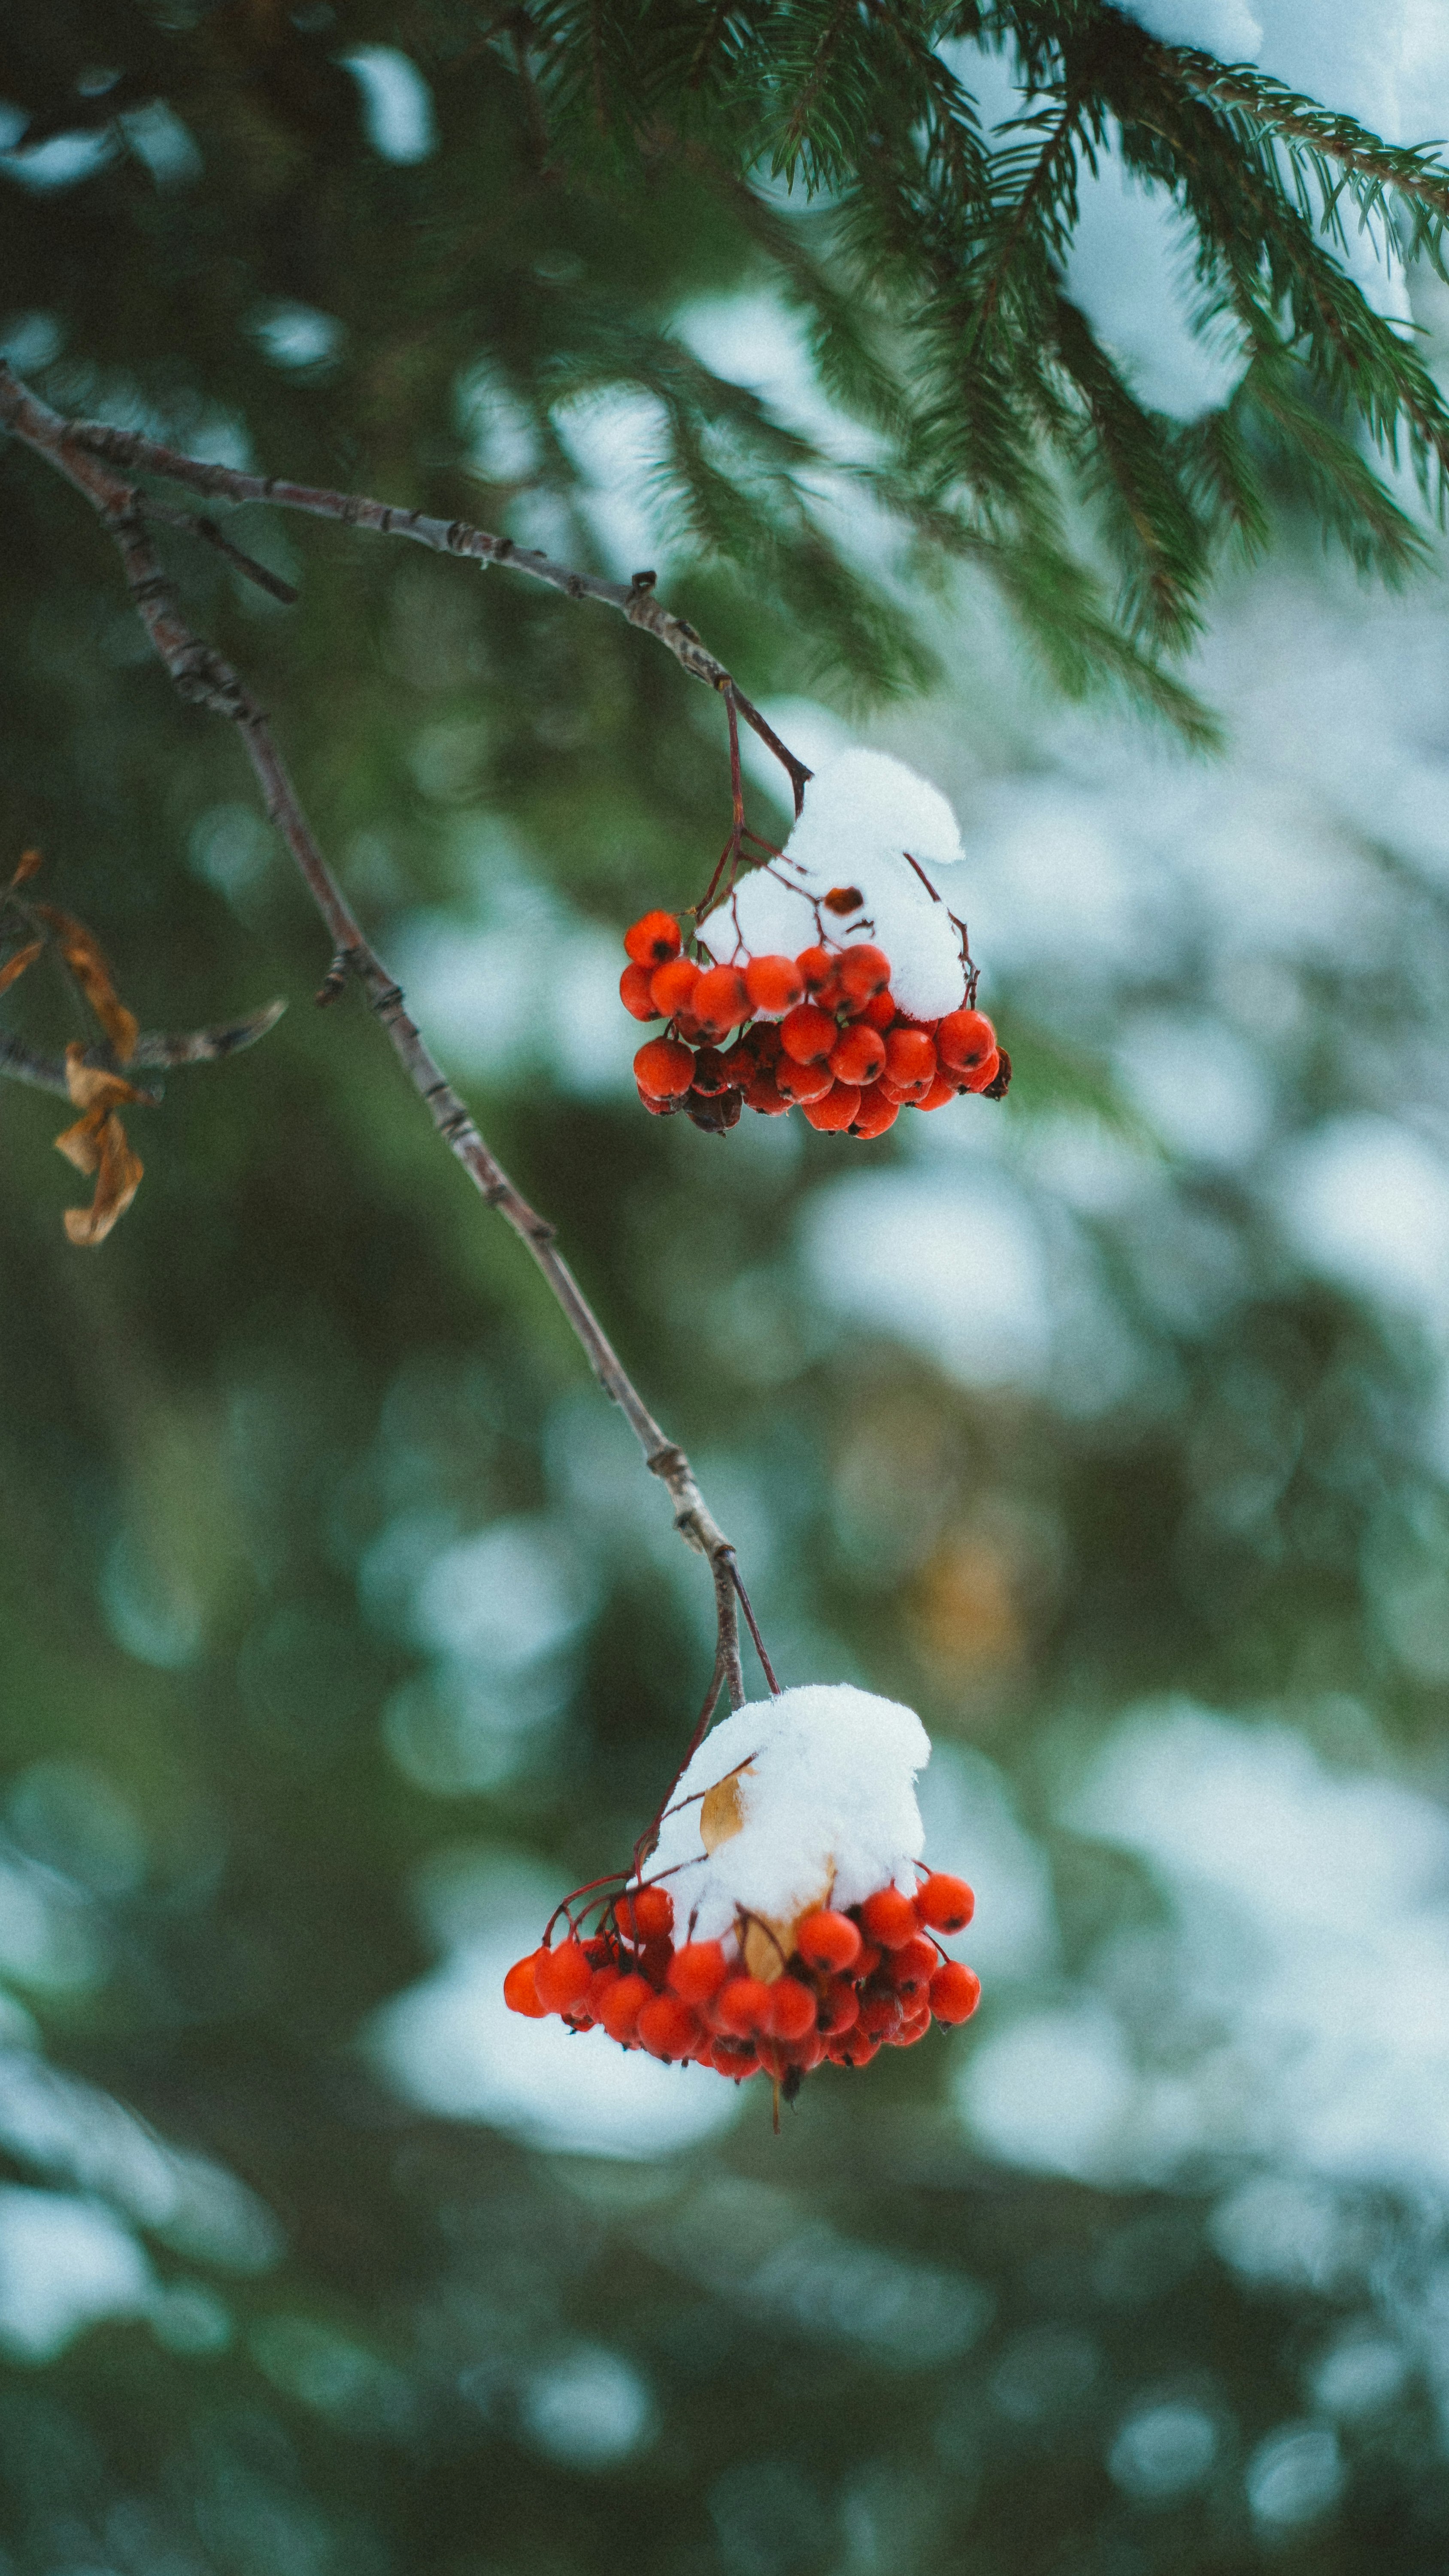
[649,1683,930,1947]
[960,1706,1449,2197]
[370,1924,738,2159]
[1274,1116,1449,1344]
[800,1167,1053,1391]
[706,748,973,1022]
[0,2188,153,2362]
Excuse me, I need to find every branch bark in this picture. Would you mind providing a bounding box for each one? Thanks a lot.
[0,359,771,1704]
[42,395,811,816]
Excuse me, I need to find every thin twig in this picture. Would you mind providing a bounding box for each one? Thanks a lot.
[0,1005,286,1100]
[0,361,760,1699]
[136,496,300,605]
[39,387,812,815]
[731,1559,779,1696]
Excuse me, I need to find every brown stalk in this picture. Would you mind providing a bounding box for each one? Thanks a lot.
[0,360,781,1686]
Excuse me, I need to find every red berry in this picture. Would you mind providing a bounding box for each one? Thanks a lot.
[691,965,752,1040]
[882,1028,937,1101]
[689,1045,735,1098]
[735,1019,782,1064]
[780,1002,838,1066]
[534,1940,594,2014]
[854,1940,882,1981]
[624,910,682,968]
[744,954,806,1017]
[830,1024,886,1088]
[618,1885,674,1944]
[714,1974,773,2037]
[890,2005,932,2047]
[669,1940,730,2005]
[863,989,898,1030]
[815,1978,861,2037]
[637,1992,702,2061]
[918,1072,959,1113]
[828,2030,880,2067]
[651,955,700,1018]
[916,1871,975,1933]
[634,1037,695,1101]
[887,1935,939,2002]
[795,945,839,999]
[802,1082,860,1134]
[860,1886,919,1948]
[774,1054,834,1106]
[849,1084,899,1139]
[766,1976,817,2041]
[929,1961,982,2025]
[936,1008,996,1075]
[796,1910,863,1974]
[598,1971,652,2042]
[503,1950,549,2018]
[620,963,662,1021]
[859,1989,903,2039]
[743,1065,789,1115]
[961,1047,1002,1094]
[708,2039,760,2080]
[837,945,891,1007]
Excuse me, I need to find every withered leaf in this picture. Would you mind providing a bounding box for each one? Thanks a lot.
[700,1764,751,1854]
[63,1048,149,1116]
[33,905,139,1063]
[695,1762,831,1984]
[55,1043,147,1246]
[9,849,41,890]
[0,941,42,996]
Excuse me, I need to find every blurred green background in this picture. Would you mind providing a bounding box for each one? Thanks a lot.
[4,9,1449,2575]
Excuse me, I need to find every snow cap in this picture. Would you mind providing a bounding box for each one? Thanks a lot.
[703,748,971,1022]
[648,1681,931,1953]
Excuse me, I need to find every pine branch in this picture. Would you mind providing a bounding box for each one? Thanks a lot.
[1167,43,1449,271]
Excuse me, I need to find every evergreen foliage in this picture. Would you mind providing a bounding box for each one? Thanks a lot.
[4,4,1449,729]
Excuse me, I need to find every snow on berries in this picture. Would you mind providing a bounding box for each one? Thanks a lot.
[502,1683,981,2110]
[621,748,1009,1136]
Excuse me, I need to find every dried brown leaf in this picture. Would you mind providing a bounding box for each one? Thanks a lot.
[9,850,41,889]
[33,905,139,1061]
[55,1109,144,1245]
[63,1046,149,1114]
[0,941,42,996]
[700,1764,750,1853]
[55,1044,147,1245]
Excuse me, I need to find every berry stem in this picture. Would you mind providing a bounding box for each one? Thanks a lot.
[0,360,776,1779]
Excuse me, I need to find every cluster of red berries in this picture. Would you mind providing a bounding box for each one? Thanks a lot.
[620,912,1009,1138]
[504,1870,980,2087]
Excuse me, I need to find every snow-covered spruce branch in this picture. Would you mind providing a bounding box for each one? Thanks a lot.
[30,389,812,817]
[0,358,776,1705]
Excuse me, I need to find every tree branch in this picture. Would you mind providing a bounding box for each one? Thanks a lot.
[0,1004,286,1101]
[35,391,812,816]
[0,361,771,1693]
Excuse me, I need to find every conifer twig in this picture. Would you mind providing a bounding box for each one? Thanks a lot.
[0,361,760,1675]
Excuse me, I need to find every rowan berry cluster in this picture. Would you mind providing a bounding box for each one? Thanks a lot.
[620,911,1009,1138]
[503,1867,980,2087]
